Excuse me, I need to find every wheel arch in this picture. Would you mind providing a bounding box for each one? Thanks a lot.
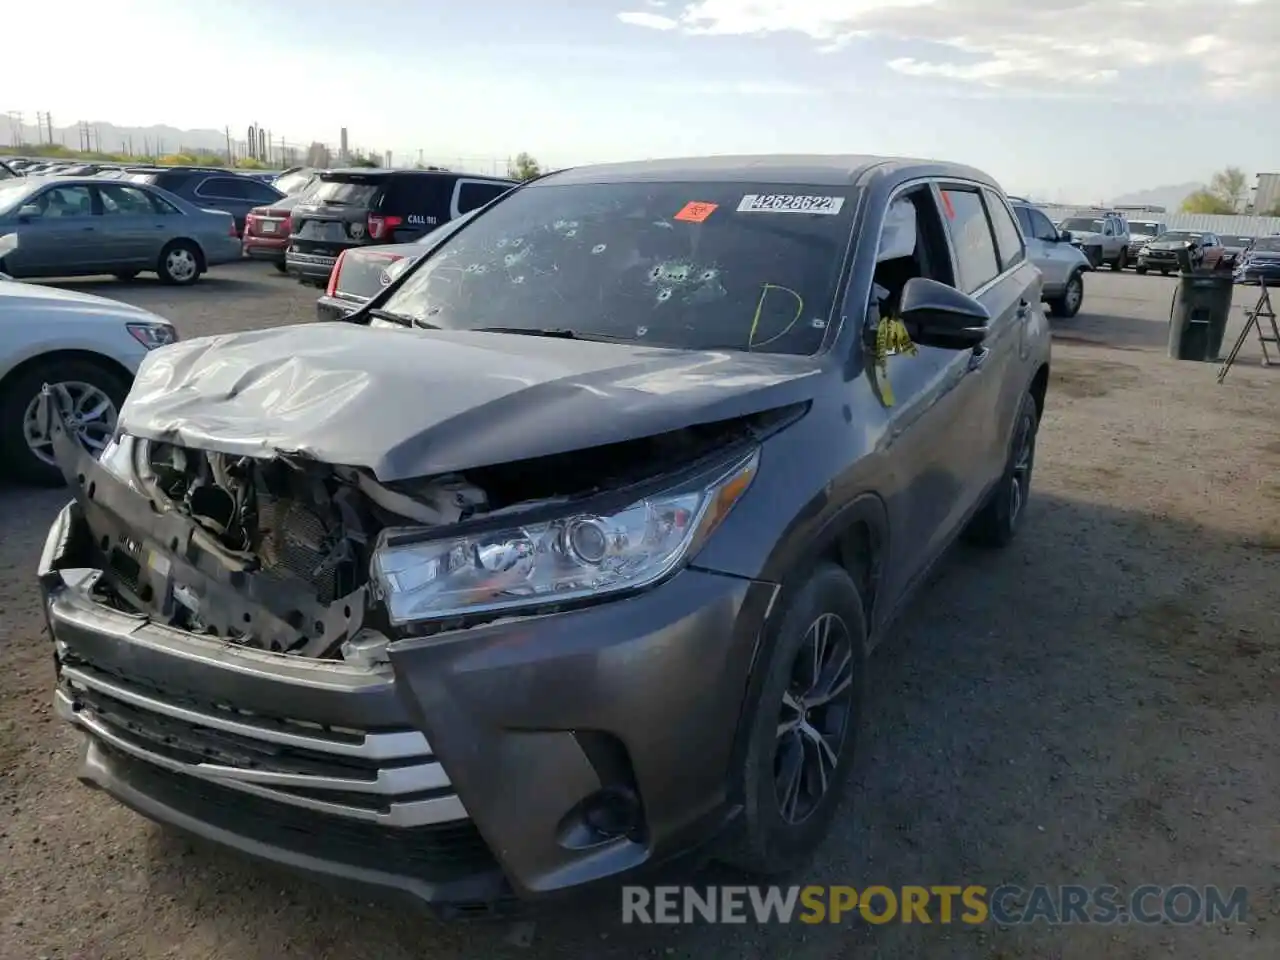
[161,236,207,273]
[724,492,889,802]
[1029,361,1049,420]
[0,348,134,402]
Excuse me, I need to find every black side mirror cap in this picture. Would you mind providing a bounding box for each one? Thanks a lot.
[1058,230,1073,243]
[898,277,990,349]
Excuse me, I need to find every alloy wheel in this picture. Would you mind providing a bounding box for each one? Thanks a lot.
[21,381,118,466]
[1065,276,1082,313]
[774,612,856,825]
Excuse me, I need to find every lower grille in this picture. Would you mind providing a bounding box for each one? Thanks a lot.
[100,746,497,882]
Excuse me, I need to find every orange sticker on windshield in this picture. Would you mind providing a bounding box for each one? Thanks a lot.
[940,190,956,219]
[674,201,718,223]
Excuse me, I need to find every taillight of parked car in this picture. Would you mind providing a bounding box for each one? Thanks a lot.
[228,218,239,237]
[326,250,348,298]
[367,214,403,240]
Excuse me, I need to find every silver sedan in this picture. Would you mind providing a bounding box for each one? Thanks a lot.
[0,176,242,285]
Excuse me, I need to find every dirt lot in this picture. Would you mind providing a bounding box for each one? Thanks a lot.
[1,264,1277,960]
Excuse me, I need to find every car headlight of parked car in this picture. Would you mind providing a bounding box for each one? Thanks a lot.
[1139,246,1151,256]
[372,448,760,625]
[126,321,179,349]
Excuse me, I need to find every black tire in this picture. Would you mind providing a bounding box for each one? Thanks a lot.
[157,239,202,285]
[0,357,130,487]
[1135,265,1148,275]
[963,392,1039,548]
[1047,271,1084,318]
[721,562,868,877]
[273,261,289,274]
[1085,245,1102,268]
[114,270,139,281]
[1160,268,1170,276]
[1109,249,1127,271]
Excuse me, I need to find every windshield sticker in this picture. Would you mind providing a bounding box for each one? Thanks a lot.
[737,194,845,215]
[940,191,956,220]
[674,201,718,223]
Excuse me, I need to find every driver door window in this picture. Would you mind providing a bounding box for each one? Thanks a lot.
[1028,209,1059,242]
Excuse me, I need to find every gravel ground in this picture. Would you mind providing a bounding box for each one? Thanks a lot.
[1,264,1277,960]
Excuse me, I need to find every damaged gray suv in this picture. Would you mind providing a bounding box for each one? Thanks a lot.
[39,155,1051,915]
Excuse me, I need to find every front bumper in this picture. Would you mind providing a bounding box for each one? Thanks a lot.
[39,440,772,908]
[286,249,338,282]
[1137,253,1182,271]
[1234,262,1280,284]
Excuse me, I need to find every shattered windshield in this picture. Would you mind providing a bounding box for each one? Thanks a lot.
[380,180,857,355]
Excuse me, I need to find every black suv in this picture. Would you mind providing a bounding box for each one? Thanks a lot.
[285,168,516,285]
[125,167,285,235]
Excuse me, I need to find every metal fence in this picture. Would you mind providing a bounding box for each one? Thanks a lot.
[1037,206,1280,237]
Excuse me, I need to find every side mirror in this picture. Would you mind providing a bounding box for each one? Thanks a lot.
[898,277,990,350]
[17,204,40,222]
[1058,229,1072,243]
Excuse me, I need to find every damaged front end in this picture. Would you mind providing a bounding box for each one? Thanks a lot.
[39,383,775,663]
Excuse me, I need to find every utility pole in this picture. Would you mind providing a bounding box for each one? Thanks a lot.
[46,113,55,145]
[225,125,232,164]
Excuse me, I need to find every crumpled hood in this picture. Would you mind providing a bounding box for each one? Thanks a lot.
[0,278,170,325]
[118,322,825,480]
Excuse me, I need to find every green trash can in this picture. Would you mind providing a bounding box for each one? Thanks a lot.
[1167,269,1234,361]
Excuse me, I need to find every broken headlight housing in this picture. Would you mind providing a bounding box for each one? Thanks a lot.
[371,448,759,625]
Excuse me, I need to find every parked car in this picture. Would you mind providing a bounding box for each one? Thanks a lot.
[0,160,20,180]
[39,154,1050,913]
[1134,230,1225,275]
[1125,219,1166,262]
[1217,234,1254,272]
[242,173,324,272]
[286,168,516,285]
[314,211,479,321]
[1233,234,1280,285]
[124,167,285,235]
[0,176,241,284]
[0,233,177,484]
[1009,199,1093,317]
[1057,213,1130,270]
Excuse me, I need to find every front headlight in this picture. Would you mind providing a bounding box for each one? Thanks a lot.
[371,448,760,624]
[127,320,178,350]
[1140,246,1151,256]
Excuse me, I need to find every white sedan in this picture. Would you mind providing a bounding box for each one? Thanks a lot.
[0,234,177,485]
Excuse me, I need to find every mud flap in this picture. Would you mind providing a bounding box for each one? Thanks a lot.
[41,386,368,656]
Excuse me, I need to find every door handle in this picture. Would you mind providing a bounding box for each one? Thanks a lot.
[81,227,95,232]
[968,346,990,371]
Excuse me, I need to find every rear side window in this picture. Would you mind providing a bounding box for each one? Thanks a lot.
[1013,205,1033,237]
[984,190,1025,270]
[456,180,511,215]
[381,174,451,221]
[196,176,252,200]
[311,175,385,207]
[939,186,1000,293]
[245,181,283,203]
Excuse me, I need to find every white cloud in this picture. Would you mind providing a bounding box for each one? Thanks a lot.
[616,0,1280,96]
[617,10,679,29]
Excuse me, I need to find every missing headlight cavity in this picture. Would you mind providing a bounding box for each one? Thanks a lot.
[92,406,797,660]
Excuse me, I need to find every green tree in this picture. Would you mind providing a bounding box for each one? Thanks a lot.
[508,152,542,181]
[1208,166,1248,211]
[1180,188,1235,215]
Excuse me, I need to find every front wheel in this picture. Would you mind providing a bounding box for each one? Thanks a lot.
[963,391,1039,548]
[157,240,202,285]
[273,261,289,274]
[1135,265,1148,275]
[721,563,867,876]
[1160,268,1170,276]
[0,357,130,486]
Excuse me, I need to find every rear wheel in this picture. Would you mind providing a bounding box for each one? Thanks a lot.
[963,392,1039,548]
[1160,268,1170,276]
[1047,272,1084,318]
[721,563,867,876]
[157,240,202,285]
[1135,265,1148,275]
[1110,249,1127,271]
[0,357,129,486]
[273,261,288,274]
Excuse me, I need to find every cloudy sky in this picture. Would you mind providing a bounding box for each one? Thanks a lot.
[5,0,1276,200]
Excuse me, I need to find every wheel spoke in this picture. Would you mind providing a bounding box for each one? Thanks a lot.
[776,735,805,823]
[78,397,112,423]
[807,648,853,707]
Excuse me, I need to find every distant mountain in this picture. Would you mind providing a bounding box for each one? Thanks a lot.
[5,120,255,158]
[1108,182,1202,211]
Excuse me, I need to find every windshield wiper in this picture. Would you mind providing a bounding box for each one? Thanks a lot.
[470,326,631,342]
[367,307,438,329]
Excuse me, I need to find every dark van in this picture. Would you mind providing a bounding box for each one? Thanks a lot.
[285,168,516,285]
